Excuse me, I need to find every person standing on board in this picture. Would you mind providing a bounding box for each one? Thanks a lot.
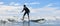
[21,5,30,21]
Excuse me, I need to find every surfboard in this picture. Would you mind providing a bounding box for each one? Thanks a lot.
[30,19,46,24]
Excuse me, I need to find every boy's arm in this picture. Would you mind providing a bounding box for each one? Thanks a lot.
[22,8,24,12]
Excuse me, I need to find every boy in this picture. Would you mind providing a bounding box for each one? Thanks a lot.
[21,5,30,21]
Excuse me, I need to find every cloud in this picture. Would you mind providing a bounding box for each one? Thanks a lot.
[30,2,40,5]
[29,6,56,14]
[9,2,20,6]
[0,5,22,10]
[55,10,60,13]
[14,3,20,6]
[24,2,40,5]
[0,4,23,16]
[30,8,40,13]
[28,3,57,14]
[0,2,4,5]
[47,3,54,7]
[9,2,15,5]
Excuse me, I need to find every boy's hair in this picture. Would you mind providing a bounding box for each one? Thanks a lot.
[24,5,26,7]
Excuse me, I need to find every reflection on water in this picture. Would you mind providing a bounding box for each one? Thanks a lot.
[0,21,60,26]
[22,21,30,26]
[0,21,30,26]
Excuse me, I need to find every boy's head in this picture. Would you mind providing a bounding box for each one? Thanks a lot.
[24,5,26,7]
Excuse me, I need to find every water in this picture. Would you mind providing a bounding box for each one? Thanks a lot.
[0,17,60,26]
[0,21,60,26]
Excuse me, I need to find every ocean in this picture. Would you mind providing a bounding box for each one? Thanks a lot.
[0,21,60,26]
[0,17,60,26]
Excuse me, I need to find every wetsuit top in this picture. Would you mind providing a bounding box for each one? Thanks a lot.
[23,7,30,13]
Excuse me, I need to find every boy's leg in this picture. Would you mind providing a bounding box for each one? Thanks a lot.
[22,12,26,20]
[27,13,29,20]
[27,13,30,26]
